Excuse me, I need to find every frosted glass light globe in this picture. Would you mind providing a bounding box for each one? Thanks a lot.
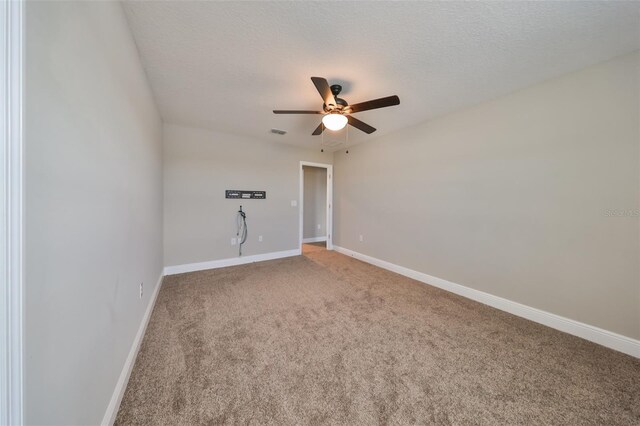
[322,113,348,131]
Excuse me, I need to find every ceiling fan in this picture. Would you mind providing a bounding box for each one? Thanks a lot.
[273,77,400,135]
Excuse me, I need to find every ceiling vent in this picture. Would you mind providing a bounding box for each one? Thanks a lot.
[270,128,287,135]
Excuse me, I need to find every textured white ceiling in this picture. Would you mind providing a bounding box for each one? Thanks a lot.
[122,1,640,149]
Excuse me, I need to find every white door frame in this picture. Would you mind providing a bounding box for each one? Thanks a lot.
[1,0,25,424]
[299,161,333,252]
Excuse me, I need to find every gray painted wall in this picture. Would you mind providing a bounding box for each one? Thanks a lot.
[333,52,640,340]
[24,2,163,424]
[163,124,332,267]
[303,166,327,240]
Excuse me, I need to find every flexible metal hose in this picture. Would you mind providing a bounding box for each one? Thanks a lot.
[237,207,247,256]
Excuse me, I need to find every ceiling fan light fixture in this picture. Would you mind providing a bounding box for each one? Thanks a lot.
[273,77,398,135]
[322,113,348,131]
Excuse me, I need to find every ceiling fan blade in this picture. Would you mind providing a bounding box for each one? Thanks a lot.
[347,95,400,114]
[311,77,337,108]
[312,122,324,136]
[347,115,376,134]
[273,110,323,114]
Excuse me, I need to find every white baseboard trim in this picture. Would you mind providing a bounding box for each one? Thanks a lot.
[163,249,301,276]
[101,272,164,426]
[302,236,327,243]
[333,245,640,359]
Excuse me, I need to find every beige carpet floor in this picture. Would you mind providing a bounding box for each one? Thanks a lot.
[116,244,640,425]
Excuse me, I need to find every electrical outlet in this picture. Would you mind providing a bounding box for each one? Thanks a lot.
[359,235,364,242]
[258,235,263,242]
[231,237,237,246]
[291,200,297,207]
[139,282,143,299]
[317,224,321,230]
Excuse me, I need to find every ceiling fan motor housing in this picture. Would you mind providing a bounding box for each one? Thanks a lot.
[324,85,348,112]
[324,99,348,112]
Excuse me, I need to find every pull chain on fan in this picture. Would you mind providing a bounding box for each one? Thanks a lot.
[346,123,349,154]
[319,120,351,153]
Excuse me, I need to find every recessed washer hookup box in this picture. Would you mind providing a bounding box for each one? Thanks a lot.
[225,190,266,199]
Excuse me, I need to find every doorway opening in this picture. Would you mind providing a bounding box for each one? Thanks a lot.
[299,161,333,255]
